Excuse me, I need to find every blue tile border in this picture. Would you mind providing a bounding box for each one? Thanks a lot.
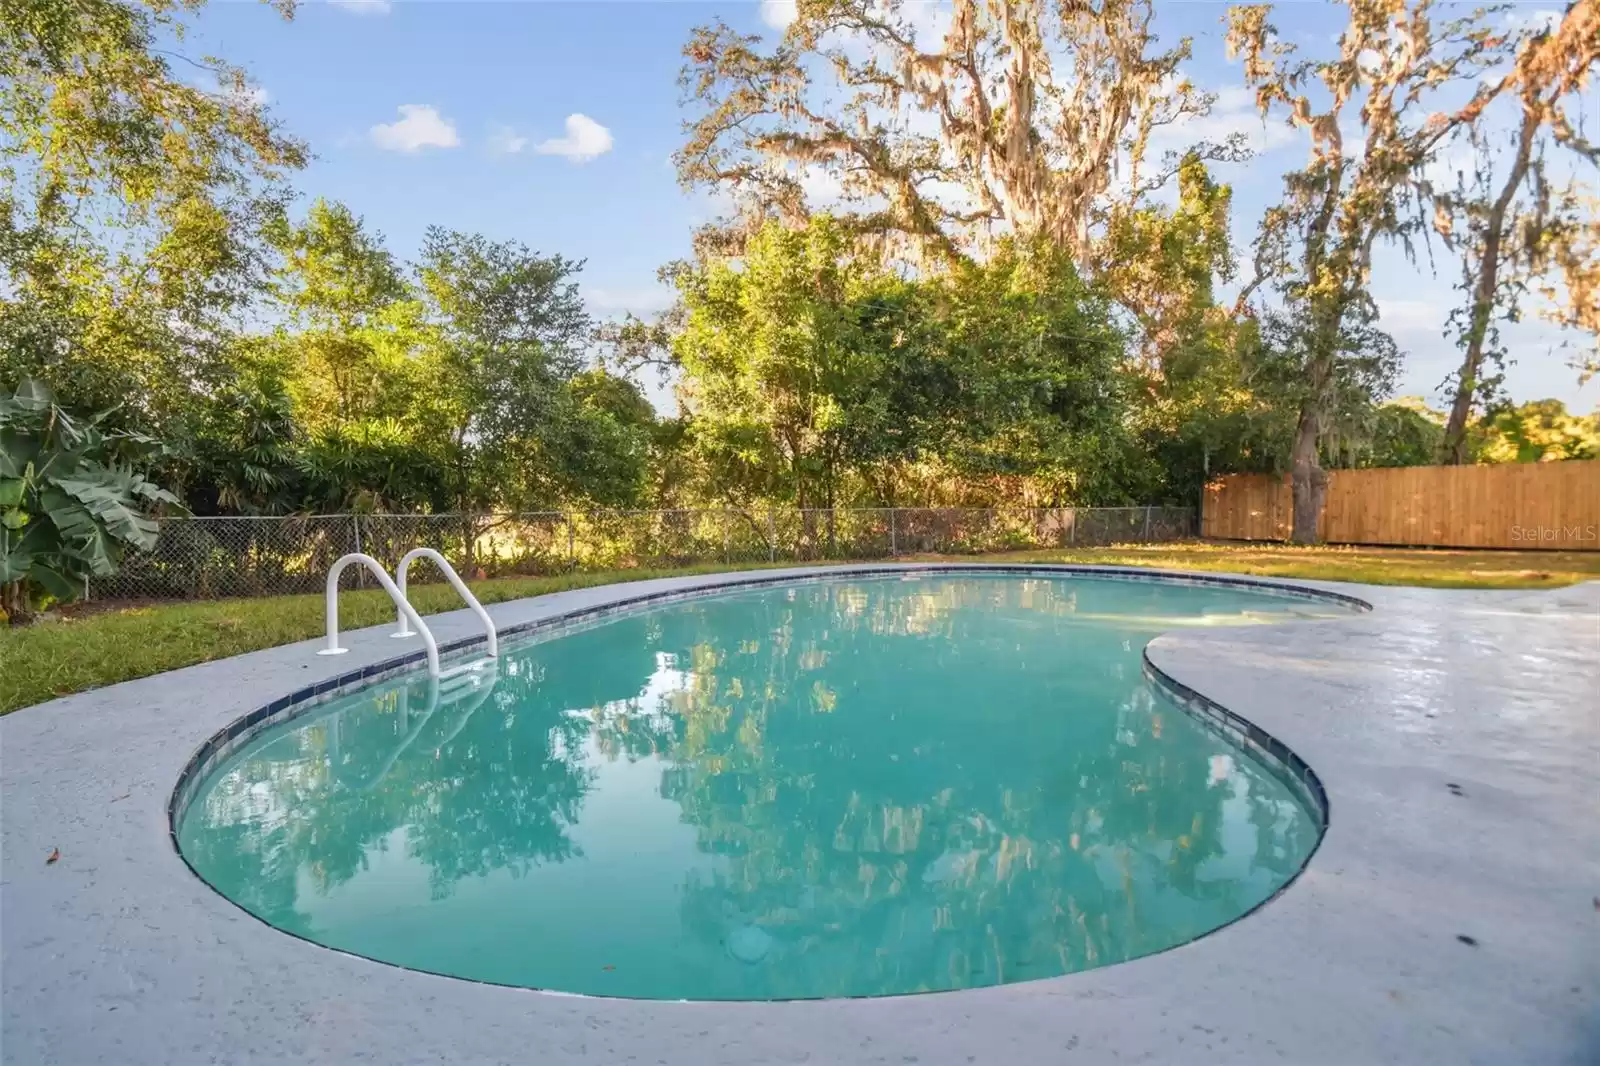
[166,564,1363,861]
[1140,649,1329,829]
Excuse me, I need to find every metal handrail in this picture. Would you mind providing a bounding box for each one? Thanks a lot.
[320,552,441,678]
[392,547,499,660]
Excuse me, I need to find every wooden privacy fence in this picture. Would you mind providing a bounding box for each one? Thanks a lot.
[1202,460,1600,550]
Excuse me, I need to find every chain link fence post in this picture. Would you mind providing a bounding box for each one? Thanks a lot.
[352,514,364,587]
[889,508,898,556]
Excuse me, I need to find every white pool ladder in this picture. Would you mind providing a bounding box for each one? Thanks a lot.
[319,550,498,680]
[394,547,498,659]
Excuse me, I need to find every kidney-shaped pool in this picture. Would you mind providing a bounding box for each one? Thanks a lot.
[175,572,1354,1000]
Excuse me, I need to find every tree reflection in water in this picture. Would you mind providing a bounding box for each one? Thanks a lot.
[180,576,1332,998]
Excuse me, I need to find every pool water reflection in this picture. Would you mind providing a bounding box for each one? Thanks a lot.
[177,574,1346,999]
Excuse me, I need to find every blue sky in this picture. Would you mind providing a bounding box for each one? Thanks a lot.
[184,0,1594,413]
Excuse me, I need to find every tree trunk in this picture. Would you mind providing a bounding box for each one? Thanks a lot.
[1441,332,1487,465]
[1282,159,1343,545]
[1289,403,1327,545]
[1,579,33,624]
[1440,110,1538,464]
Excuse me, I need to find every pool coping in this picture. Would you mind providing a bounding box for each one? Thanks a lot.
[5,563,1596,1065]
[164,564,1353,1004]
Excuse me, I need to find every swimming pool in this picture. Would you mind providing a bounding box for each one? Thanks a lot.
[174,572,1354,1000]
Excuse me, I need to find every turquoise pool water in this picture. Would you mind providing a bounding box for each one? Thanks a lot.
[177,574,1347,1000]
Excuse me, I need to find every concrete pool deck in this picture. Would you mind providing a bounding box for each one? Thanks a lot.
[3,564,1597,1064]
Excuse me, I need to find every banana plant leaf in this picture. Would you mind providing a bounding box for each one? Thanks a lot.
[0,378,176,610]
[40,486,123,575]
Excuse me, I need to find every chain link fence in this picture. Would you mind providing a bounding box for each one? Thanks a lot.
[90,506,1195,602]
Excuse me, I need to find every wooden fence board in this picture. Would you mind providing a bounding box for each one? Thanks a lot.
[1201,461,1600,550]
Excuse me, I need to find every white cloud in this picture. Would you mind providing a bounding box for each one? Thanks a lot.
[212,76,268,109]
[1422,142,1476,191]
[1153,83,1299,159]
[923,176,983,217]
[797,164,846,204]
[369,105,460,152]
[821,1,952,64]
[1373,285,1597,409]
[588,285,678,317]
[903,1,952,47]
[534,114,613,163]
[1212,85,1257,113]
[760,0,797,29]
[329,0,392,14]
[683,183,740,229]
[487,125,530,157]
[1504,8,1561,32]
[1339,119,1367,165]
[1375,298,1443,336]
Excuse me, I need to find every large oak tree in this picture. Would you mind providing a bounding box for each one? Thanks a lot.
[675,0,1242,270]
[1227,0,1504,541]
[1427,2,1599,462]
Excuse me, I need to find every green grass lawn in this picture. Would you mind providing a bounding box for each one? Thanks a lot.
[964,542,1600,590]
[0,562,791,715]
[3,544,1596,714]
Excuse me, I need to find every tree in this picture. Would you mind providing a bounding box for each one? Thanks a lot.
[558,369,657,508]
[673,215,889,518]
[266,199,421,429]
[416,228,593,514]
[0,0,305,435]
[671,214,1142,515]
[183,350,303,515]
[0,379,179,621]
[1093,152,1257,504]
[1136,315,1288,506]
[1227,0,1504,542]
[934,238,1151,504]
[1429,3,1600,463]
[1092,151,1236,370]
[1240,308,1402,476]
[1538,187,1600,384]
[255,200,455,513]
[676,0,1241,268]
[1349,396,1445,468]
[295,420,454,514]
[1473,397,1600,463]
